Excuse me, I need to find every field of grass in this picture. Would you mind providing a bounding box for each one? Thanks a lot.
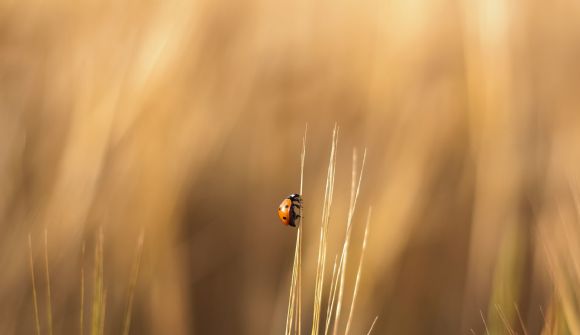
[1,0,580,334]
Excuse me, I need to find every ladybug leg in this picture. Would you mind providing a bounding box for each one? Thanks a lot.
[290,206,303,227]
[291,198,302,208]
[288,207,298,227]
[288,195,303,227]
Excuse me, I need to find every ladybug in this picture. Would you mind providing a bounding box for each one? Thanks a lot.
[277,194,302,227]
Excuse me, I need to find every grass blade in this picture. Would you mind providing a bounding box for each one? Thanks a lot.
[333,148,366,335]
[344,208,371,335]
[81,242,86,335]
[122,230,144,335]
[311,125,338,335]
[44,229,53,335]
[286,125,307,335]
[366,316,378,335]
[28,235,41,335]
[92,228,105,335]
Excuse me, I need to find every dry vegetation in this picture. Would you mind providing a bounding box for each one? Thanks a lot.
[1,0,580,334]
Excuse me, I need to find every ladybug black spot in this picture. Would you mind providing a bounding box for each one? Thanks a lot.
[283,217,287,220]
[285,205,289,209]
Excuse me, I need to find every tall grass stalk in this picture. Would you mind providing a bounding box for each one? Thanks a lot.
[297,125,306,335]
[287,126,375,335]
[122,230,145,335]
[540,178,580,334]
[324,255,342,335]
[81,242,86,335]
[28,229,143,335]
[480,310,490,335]
[365,316,378,335]
[44,230,54,335]
[333,149,366,335]
[28,235,41,335]
[344,208,371,335]
[91,228,105,335]
[311,125,338,335]
[100,292,107,335]
[286,238,299,335]
[285,125,307,335]
[513,303,528,335]
[494,304,515,335]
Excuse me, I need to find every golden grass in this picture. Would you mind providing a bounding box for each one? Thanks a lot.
[27,235,41,335]
[27,229,144,335]
[28,232,55,335]
[365,316,378,335]
[285,125,307,335]
[4,0,580,333]
[344,208,372,335]
[91,228,105,335]
[311,126,338,335]
[81,242,86,335]
[536,178,580,335]
[122,230,145,335]
[286,126,376,335]
[332,149,366,335]
[43,230,53,335]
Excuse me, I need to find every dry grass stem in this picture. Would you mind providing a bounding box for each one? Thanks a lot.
[297,125,306,335]
[28,235,41,335]
[480,310,490,335]
[344,208,372,335]
[333,148,366,335]
[324,255,341,335]
[44,230,54,335]
[100,291,107,335]
[91,228,106,335]
[81,242,86,335]
[495,304,515,335]
[285,125,307,335]
[310,125,338,335]
[514,303,528,335]
[365,316,378,335]
[285,237,299,335]
[122,230,145,335]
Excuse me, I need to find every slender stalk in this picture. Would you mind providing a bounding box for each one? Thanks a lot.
[324,255,339,335]
[44,229,53,335]
[91,228,105,335]
[286,124,307,335]
[28,235,41,335]
[480,310,490,335]
[333,149,366,335]
[311,125,338,335]
[366,317,379,335]
[285,235,299,334]
[122,231,144,335]
[297,124,306,335]
[324,254,344,335]
[296,226,302,335]
[81,242,86,335]
[286,232,299,335]
[345,208,372,335]
[495,304,515,335]
[100,290,107,335]
[514,303,529,335]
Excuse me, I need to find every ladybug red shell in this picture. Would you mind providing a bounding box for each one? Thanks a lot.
[277,194,302,227]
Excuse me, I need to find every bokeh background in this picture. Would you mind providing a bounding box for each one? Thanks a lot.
[1,0,580,334]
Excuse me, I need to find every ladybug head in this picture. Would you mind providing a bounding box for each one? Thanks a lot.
[288,193,301,201]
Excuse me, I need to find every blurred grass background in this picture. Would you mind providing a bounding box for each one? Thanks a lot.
[1,0,580,334]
